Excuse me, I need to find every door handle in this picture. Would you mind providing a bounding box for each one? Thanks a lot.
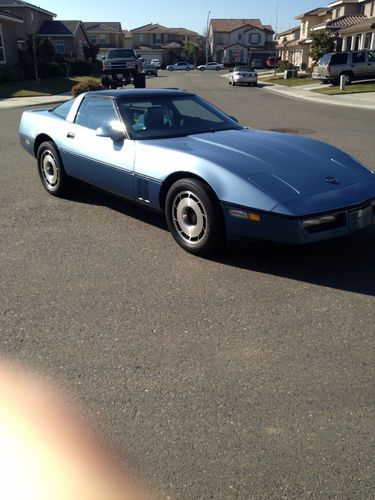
[67,132,75,138]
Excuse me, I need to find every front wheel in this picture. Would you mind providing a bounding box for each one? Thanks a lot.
[37,141,71,197]
[165,178,224,255]
[186,67,191,71]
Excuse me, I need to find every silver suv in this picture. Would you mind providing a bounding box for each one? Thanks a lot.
[313,49,375,84]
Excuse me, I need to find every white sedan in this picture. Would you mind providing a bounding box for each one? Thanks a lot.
[197,62,224,71]
[166,61,195,71]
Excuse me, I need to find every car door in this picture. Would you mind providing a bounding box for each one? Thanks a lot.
[351,51,367,79]
[366,50,375,79]
[60,96,135,200]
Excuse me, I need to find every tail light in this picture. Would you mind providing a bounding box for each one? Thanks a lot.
[327,64,330,75]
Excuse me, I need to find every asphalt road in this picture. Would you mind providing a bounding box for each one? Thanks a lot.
[1,71,375,499]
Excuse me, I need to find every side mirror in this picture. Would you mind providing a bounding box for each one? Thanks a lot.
[96,125,125,141]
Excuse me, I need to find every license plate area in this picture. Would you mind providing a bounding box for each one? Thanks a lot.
[348,206,374,231]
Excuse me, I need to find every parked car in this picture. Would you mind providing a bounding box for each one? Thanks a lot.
[166,61,194,71]
[229,66,258,86]
[265,56,280,68]
[143,64,158,76]
[150,58,161,69]
[251,59,264,69]
[19,89,375,256]
[313,49,375,84]
[197,62,224,71]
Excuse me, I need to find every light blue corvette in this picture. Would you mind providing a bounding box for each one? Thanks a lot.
[19,89,375,255]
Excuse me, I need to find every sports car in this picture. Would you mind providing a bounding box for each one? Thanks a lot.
[19,88,375,255]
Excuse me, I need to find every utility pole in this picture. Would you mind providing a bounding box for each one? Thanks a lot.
[273,3,278,76]
[206,10,211,64]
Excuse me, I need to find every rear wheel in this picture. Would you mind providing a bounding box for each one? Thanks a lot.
[37,141,71,197]
[186,67,191,71]
[134,73,146,88]
[165,178,224,255]
[101,75,110,89]
[339,71,353,84]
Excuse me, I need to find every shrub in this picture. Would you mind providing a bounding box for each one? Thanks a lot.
[277,60,298,72]
[0,64,25,83]
[71,79,101,97]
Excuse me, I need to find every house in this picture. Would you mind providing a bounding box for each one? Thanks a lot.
[130,23,200,64]
[276,27,301,67]
[38,20,90,59]
[290,1,375,69]
[83,22,126,58]
[122,29,132,49]
[0,0,55,64]
[0,8,23,65]
[208,19,275,65]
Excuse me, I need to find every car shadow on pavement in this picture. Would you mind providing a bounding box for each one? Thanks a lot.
[212,230,375,296]
[66,182,375,296]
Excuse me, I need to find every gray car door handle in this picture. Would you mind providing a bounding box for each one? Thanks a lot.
[67,132,75,138]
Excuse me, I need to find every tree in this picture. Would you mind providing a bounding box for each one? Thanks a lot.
[309,30,335,66]
[26,35,55,83]
[183,38,205,66]
[83,43,100,63]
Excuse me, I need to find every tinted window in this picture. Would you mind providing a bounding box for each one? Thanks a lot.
[106,49,135,59]
[330,53,348,65]
[75,97,120,130]
[352,51,365,63]
[51,99,75,119]
[369,51,375,62]
[117,95,241,139]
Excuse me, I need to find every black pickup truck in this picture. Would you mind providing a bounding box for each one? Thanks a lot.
[101,48,146,89]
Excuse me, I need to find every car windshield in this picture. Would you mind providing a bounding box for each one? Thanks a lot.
[106,49,135,59]
[117,94,242,140]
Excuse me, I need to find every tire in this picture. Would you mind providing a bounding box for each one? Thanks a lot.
[165,178,224,255]
[134,73,146,88]
[216,67,220,71]
[200,67,205,71]
[168,67,173,71]
[37,141,71,197]
[186,67,190,71]
[339,72,353,85]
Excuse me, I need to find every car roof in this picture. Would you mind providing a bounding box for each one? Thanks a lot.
[85,88,193,99]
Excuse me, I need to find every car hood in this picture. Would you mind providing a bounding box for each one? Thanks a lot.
[159,128,375,215]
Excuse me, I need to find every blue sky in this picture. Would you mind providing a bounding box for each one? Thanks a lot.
[39,1,322,34]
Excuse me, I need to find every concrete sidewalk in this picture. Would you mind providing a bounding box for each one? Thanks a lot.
[261,81,375,110]
[0,93,71,109]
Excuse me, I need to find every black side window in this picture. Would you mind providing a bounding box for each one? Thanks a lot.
[330,53,348,65]
[75,98,120,130]
[352,51,365,64]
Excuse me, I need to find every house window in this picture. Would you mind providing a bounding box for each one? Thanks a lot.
[89,35,96,44]
[249,33,260,45]
[238,33,242,41]
[354,34,361,50]
[371,3,375,17]
[54,40,65,55]
[99,34,106,44]
[345,36,352,50]
[0,25,5,63]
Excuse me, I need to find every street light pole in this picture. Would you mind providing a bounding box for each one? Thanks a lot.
[206,10,211,64]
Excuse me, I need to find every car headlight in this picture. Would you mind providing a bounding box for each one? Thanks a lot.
[303,214,338,228]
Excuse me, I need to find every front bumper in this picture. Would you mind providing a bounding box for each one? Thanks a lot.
[223,201,375,244]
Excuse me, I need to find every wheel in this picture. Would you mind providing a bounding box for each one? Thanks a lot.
[37,141,71,197]
[168,67,173,71]
[165,178,224,255]
[134,73,146,88]
[186,67,190,71]
[232,81,236,86]
[200,67,205,71]
[216,67,220,71]
[339,72,353,84]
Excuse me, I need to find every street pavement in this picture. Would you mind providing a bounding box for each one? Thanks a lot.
[1,71,375,499]
[1,72,375,110]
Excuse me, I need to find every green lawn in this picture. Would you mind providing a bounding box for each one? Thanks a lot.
[0,76,100,98]
[311,82,375,95]
[259,76,315,87]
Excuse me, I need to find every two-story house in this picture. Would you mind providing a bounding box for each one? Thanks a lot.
[208,19,275,65]
[275,27,301,67]
[292,1,375,69]
[37,20,90,59]
[83,22,126,58]
[0,0,55,64]
[130,23,200,64]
